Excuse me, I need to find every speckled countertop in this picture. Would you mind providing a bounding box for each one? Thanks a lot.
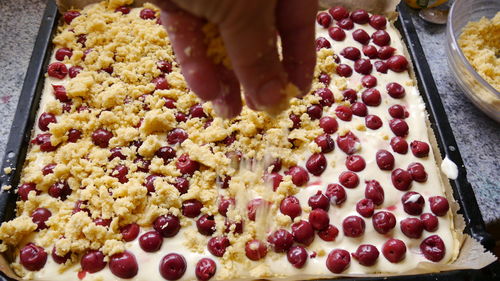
[0,0,498,225]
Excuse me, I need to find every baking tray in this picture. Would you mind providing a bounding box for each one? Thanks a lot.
[0,0,497,280]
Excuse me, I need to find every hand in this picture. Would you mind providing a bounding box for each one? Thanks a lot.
[154,0,318,118]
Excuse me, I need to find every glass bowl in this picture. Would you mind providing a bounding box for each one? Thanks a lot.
[445,0,500,122]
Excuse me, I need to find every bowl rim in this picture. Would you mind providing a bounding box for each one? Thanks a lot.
[447,0,500,97]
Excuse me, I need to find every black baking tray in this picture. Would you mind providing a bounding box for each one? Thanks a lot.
[0,1,497,280]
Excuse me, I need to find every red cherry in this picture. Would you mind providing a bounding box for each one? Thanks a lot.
[140,8,156,19]
[152,76,170,90]
[429,196,450,216]
[291,220,315,246]
[31,208,51,231]
[356,199,375,217]
[362,88,381,106]
[81,250,106,273]
[289,114,301,129]
[420,213,439,232]
[388,55,409,72]
[316,37,331,51]
[190,103,207,118]
[315,88,334,107]
[318,224,339,241]
[173,177,189,194]
[339,171,359,188]
[353,29,370,45]
[338,18,354,30]
[218,197,234,217]
[285,166,309,186]
[351,9,369,24]
[52,84,69,102]
[391,136,409,154]
[207,236,230,257]
[155,146,176,163]
[175,112,187,122]
[47,62,67,79]
[67,129,81,142]
[264,173,283,191]
[335,105,353,121]
[365,180,384,205]
[374,60,389,73]
[370,14,387,29]
[51,247,70,264]
[386,82,406,98]
[336,131,360,155]
[76,34,87,47]
[115,6,131,14]
[182,199,203,218]
[362,45,378,59]
[280,196,302,219]
[365,115,383,130]
[160,253,186,280]
[268,229,293,253]
[167,128,188,144]
[345,155,365,172]
[72,200,90,216]
[319,116,338,134]
[48,181,71,200]
[157,60,173,73]
[372,30,391,46]
[361,75,377,88]
[315,134,335,153]
[388,104,407,118]
[329,6,349,20]
[287,246,308,268]
[308,191,330,211]
[389,119,409,136]
[196,215,216,236]
[328,26,346,41]
[354,58,373,74]
[306,153,327,176]
[408,162,428,182]
[342,88,357,103]
[20,243,47,271]
[317,12,332,28]
[245,240,267,261]
[378,46,396,60]
[382,239,406,263]
[121,223,140,242]
[410,141,430,157]
[372,211,396,234]
[391,168,413,191]
[376,150,395,170]
[109,251,138,279]
[402,191,425,215]
[111,164,128,184]
[63,10,80,24]
[318,73,331,85]
[91,128,113,148]
[42,163,56,175]
[341,47,361,61]
[351,102,368,117]
[55,48,72,61]
[153,214,180,237]
[32,133,57,152]
[352,244,380,266]
[420,235,446,262]
[343,215,366,237]
[336,64,353,77]
[309,208,330,230]
[68,66,83,78]
[401,217,424,239]
[326,183,346,205]
[326,249,350,273]
[247,198,266,221]
[307,104,323,120]
[176,153,200,175]
[195,258,217,281]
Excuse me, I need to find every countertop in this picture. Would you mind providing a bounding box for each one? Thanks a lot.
[0,0,499,225]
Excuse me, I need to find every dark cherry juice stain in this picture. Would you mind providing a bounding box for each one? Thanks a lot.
[1,95,12,104]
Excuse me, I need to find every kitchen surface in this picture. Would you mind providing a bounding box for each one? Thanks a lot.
[0,0,498,238]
